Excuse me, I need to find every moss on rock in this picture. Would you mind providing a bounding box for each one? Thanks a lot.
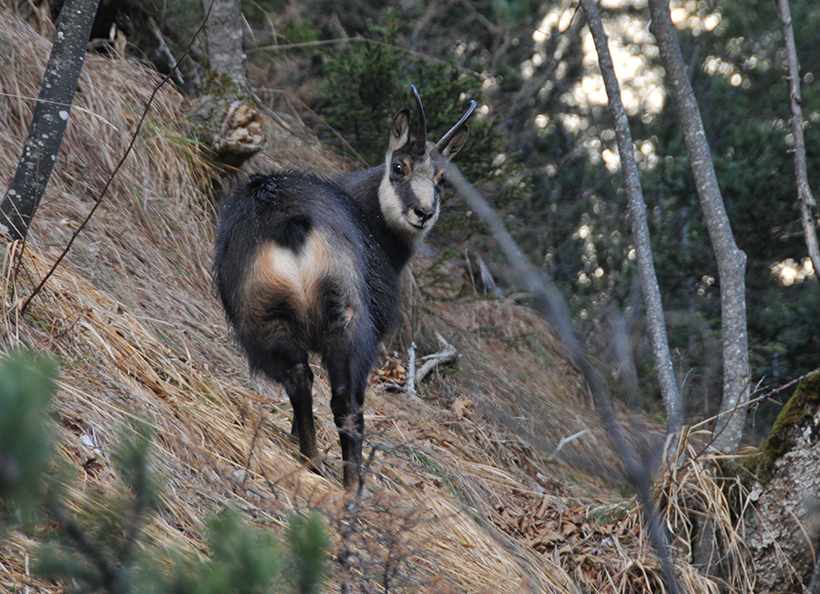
[741,371,820,483]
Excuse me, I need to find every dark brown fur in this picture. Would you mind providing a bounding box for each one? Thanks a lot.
[213,90,475,490]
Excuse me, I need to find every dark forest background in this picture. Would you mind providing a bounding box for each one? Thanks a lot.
[64,0,820,437]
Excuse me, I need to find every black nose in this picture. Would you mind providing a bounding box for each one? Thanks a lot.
[413,207,432,224]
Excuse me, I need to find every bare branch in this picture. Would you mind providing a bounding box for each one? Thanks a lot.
[405,342,417,395]
[775,0,820,284]
[414,332,458,385]
[147,16,185,88]
[579,0,682,440]
[647,0,750,455]
[447,164,681,594]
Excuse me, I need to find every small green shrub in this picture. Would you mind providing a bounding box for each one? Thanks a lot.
[0,350,329,594]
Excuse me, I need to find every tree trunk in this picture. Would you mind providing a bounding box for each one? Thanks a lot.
[578,0,682,441]
[743,372,820,592]
[1,0,101,242]
[776,0,820,284]
[199,0,248,91]
[646,0,750,454]
[188,0,263,166]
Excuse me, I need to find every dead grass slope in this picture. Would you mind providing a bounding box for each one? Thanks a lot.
[0,7,746,593]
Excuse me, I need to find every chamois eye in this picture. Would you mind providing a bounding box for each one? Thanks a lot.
[392,162,405,177]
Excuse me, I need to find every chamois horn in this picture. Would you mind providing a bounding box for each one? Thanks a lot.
[411,85,427,156]
[437,100,477,153]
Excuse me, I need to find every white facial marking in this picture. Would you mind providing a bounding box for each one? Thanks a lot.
[378,168,412,231]
[379,148,443,238]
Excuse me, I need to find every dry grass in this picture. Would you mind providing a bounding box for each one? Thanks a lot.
[0,5,756,593]
[658,436,755,593]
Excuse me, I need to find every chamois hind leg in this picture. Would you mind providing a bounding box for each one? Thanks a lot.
[286,362,325,476]
[257,349,324,476]
[325,350,367,490]
[351,370,370,495]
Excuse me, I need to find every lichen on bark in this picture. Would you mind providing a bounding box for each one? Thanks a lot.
[186,73,264,167]
[740,372,820,592]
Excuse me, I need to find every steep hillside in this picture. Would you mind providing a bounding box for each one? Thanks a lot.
[0,7,737,593]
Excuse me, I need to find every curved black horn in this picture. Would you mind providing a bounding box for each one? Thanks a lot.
[411,85,427,156]
[436,100,477,152]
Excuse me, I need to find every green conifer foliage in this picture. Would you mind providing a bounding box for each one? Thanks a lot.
[0,351,57,525]
[0,351,329,594]
[286,511,329,594]
[320,29,528,243]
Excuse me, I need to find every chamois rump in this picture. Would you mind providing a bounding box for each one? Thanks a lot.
[213,87,475,490]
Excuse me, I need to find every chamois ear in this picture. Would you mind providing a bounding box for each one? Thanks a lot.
[436,100,476,159]
[439,126,469,160]
[389,108,411,152]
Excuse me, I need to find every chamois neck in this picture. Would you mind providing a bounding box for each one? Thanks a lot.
[334,166,416,269]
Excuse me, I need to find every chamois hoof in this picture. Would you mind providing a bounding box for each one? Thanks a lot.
[308,458,326,477]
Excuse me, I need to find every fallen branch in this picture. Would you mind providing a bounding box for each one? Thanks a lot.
[148,17,185,88]
[414,332,457,386]
[405,342,417,394]
[382,334,458,395]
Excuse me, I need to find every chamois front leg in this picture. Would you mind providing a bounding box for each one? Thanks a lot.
[330,386,363,490]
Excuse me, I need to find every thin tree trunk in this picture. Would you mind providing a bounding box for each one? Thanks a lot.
[578,0,682,440]
[646,0,750,454]
[199,0,248,91]
[776,0,820,283]
[189,0,262,165]
[1,0,101,242]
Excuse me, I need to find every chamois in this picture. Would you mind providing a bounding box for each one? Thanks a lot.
[213,87,475,490]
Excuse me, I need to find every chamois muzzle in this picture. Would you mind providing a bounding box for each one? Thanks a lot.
[411,206,435,227]
[411,85,427,156]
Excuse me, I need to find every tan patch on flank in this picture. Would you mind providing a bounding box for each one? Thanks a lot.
[243,230,361,332]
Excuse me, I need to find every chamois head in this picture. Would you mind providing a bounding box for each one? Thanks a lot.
[378,86,476,238]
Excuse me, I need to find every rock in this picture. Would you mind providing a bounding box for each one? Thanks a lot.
[743,372,820,592]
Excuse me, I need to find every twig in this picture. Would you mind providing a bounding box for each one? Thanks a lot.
[247,35,480,77]
[0,92,120,129]
[548,429,588,461]
[775,0,820,283]
[405,342,417,395]
[690,368,820,452]
[414,332,457,385]
[459,0,500,34]
[147,17,185,88]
